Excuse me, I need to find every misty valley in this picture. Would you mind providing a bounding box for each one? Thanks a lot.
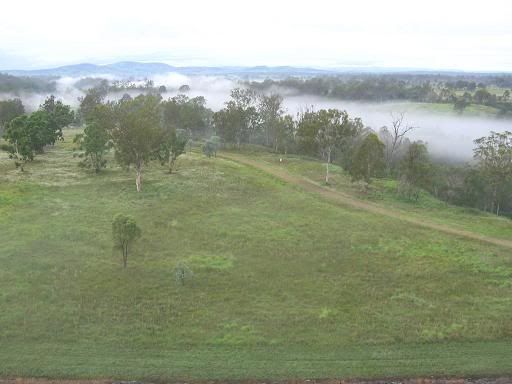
[1,60,512,382]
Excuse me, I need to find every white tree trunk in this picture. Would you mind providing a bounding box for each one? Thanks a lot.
[135,162,143,192]
[325,149,331,184]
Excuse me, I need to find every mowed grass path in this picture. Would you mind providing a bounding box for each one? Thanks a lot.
[1,134,512,379]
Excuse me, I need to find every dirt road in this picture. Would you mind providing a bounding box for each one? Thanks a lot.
[221,153,512,250]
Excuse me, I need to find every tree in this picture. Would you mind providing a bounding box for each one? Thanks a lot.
[274,115,295,154]
[112,214,141,268]
[214,88,258,147]
[2,111,49,170]
[453,98,469,114]
[296,107,320,155]
[111,94,164,192]
[503,90,511,103]
[257,93,284,148]
[73,104,114,172]
[473,131,512,215]
[157,128,188,173]
[379,112,416,174]
[40,95,74,147]
[314,109,362,183]
[398,142,432,200]
[161,95,212,138]
[0,98,24,135]
[474,88,493,105]
[349,133,385,182]
[203,139,218,158]
[77,85,108,123]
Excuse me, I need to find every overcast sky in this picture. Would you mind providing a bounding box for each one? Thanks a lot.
[1,0,511,71]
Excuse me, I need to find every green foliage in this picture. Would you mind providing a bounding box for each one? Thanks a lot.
[40,95,75,144]
[473,131,512,215]
[257,93,285,149]
[157,128,188,174]
[0,98,25,133]
[78,85,108,123]
[213,88,258,147]
[399,142,432,200]
[349,133,385,182]
[161,94,213,137]
[111,94,164,191]
[3,112,49,169]
[453,97,470,113]
[0,73,56,93]
[295,108,362,182]
[203,136,220,158]
[112,214,141,268]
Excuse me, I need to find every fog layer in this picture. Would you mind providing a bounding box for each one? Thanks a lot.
[2,72,510,161]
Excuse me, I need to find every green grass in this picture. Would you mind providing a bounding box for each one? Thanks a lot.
[407,102,500,117]
[244,151,512,241]
[1,132,512,379]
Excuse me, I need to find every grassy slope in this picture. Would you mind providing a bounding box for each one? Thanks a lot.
[1,133,512,379]
[240,151,512,241]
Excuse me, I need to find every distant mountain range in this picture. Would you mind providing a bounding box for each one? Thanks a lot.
[3,61,494,79]
[3,62,341,78]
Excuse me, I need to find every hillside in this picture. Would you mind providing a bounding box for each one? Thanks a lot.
[0,133,512,379]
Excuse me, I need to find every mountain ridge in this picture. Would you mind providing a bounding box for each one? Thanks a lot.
[3,61,504,78]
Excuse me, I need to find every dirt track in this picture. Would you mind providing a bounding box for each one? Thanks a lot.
[221,153,512,250]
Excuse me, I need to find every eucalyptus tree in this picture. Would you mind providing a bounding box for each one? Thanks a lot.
[112,214,141,268]
[314,109,363,183]
[73,103,114,173]
[473,131,512,215]
[111,94,164,192]
[257,93,284,148]
[350,133,385,182]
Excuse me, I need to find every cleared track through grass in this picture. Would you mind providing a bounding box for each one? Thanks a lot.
[221,152,512,250]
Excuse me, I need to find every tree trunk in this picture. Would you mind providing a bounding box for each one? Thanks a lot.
[325,150,330,184]
[123,244,128,268]
[135,161,143,192]
[168,156,175,174]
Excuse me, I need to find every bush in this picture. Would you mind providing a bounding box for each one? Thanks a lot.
[175,262,193,286]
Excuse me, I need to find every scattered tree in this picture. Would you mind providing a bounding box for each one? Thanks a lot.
[175,262,193,286]
[112,214,141,268]
[73,104,114,172]
[40,95,74,146]
[111,94,164,192]
[157,128,188,173]
[314,109,362,183]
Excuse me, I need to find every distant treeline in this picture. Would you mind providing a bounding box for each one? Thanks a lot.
[247,74,512,115]
[0,73,56,93]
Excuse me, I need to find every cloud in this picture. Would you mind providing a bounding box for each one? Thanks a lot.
[0,0,511,71]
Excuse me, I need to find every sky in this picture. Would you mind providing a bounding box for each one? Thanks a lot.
[1,0,512,71]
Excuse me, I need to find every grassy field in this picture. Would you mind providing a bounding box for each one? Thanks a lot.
[408,102,500,117]
[1,132,512,380]
[236,151,512,241]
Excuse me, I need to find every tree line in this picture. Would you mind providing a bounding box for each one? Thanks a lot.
[1,86,511,216]
[247,75,512,116]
